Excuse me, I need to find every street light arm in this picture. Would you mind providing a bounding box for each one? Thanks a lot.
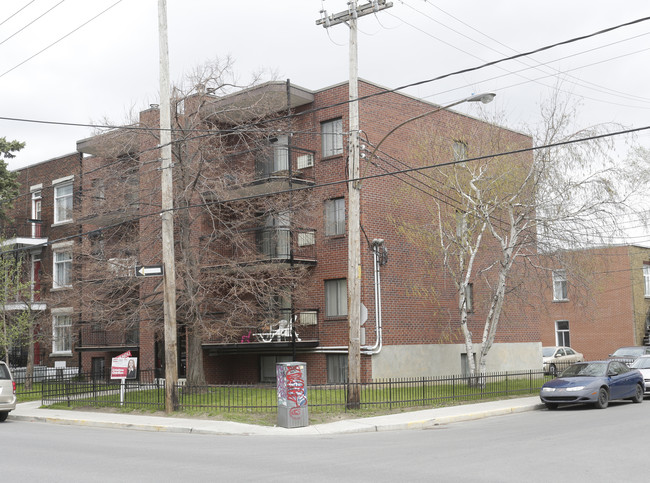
[366,93,496,167]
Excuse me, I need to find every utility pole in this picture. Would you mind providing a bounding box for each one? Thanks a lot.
[317,0,392,409]
[158,0,178,413]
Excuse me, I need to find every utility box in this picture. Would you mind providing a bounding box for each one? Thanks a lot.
[276,361,308,428]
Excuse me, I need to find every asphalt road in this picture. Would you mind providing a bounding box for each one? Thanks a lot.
[3,400,647,482]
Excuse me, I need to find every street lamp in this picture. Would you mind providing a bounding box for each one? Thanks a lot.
[346,91,496,406]
[367,92,496,165]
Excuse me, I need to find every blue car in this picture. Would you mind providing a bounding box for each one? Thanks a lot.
[540,360,644,410]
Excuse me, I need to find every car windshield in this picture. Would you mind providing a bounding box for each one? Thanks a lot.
[612,347,645,357]
[560,362,607,377]
[542,347,556,357]
[631,358,650,369]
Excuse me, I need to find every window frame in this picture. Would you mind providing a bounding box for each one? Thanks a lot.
[327,354,348,384]
[52,311,73,355]
[325,278,347,317]
[644,264,650,297]
[552,270,568,301]
[53,248,73,289]
[325,197,345,236]
[321,118,343,158]
[555,320,570,347]
[53,178,74,224]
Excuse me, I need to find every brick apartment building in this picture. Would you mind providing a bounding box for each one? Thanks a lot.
[542,244,650,360]
[1,79,541,383]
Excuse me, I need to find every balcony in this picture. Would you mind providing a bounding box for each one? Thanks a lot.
[219,146,316,200]
[253,228,317,264]
[1,220,47,248]
[76,325,140,352]
[203,308,320,355]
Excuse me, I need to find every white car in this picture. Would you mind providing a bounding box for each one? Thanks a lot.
[630,355,650,395]
[542,346,584,376]
[0,361,16,421]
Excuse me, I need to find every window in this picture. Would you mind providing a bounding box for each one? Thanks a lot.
[644,265,650,297]
[53,250,72,288]
[464,283,474,313]
[92,179,105,208]
[52,313,72,354]
[552,270,567,301]
[325,279,347,317]
[325,198,345,236]
[260,355,292,383]
[556,320,570,347]
[327,354,348,383]
[297,231,315,247]
[321,118,343,157]
[31,188,42,237]
[452,141,467,161]
[53,179,73,224]
[272,135,289,172]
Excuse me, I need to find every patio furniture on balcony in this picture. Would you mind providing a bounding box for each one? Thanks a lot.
[255,317,300,343]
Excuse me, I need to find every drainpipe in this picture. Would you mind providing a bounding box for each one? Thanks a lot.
[362,239,386,355]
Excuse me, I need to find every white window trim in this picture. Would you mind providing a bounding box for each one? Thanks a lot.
[325,278,347,317]
[321,118,343,158]
[552,270,568,301]
[51,308,73,356]
[30,183,43,192]
[53,178,74,225]
[52,247,73,289]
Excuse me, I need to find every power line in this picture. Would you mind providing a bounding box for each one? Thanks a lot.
[0,0,37,28]
[0,0,66,49]
[6,120,650,256]
[0,0,123,80]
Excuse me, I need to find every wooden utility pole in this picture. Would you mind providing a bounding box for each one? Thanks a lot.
[158,0,178,413]
[317,0,392,409]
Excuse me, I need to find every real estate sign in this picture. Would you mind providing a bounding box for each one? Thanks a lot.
[111,350,137,379]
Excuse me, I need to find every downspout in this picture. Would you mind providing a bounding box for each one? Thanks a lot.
[362,239,386,355]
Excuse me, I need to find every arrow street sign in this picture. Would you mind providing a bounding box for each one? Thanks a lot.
[135,265,164,277]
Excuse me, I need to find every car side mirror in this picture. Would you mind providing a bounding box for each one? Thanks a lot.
[608,371,616,377]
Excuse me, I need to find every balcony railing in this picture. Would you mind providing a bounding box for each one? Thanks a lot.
[77,325,139,348]
[252,228,317,263]
[1,220,46,240]
[205,308,319,345]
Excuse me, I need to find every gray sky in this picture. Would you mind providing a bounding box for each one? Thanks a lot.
[2,0,650,172]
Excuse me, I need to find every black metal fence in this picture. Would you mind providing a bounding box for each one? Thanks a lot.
[33,368,553,413]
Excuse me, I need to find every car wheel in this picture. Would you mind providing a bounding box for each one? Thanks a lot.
[631,383,644,403]
[549,365,557,377]
[594,387,609,409]
[545,402,558,410]
[0,412,8,422]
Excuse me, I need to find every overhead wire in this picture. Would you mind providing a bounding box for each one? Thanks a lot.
[0,0,66,48]
[0,0,123,80]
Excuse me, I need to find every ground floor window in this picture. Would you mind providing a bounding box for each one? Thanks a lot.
[260,355,292,383]
[327,354,348,384]
[52,313,72,354]
[461,352,477,377]
[556,320,570,346]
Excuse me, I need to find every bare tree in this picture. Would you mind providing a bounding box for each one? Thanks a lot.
[396,88,647,380]
[74,59,318,387]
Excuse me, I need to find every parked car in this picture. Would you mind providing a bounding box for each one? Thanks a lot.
[540,360,644,410]
[0,361,16,421]
[608,346,650,365]
[630,355,650,395]
[542,346,584,376]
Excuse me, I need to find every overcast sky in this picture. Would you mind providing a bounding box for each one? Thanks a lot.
[2,0,650,173]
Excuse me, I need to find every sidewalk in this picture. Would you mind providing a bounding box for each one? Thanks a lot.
[8,396,544,435]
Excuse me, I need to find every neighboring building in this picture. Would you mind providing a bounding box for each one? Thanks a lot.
[1,153,81,368]
[541,245,650,360]
[2,79,540,382]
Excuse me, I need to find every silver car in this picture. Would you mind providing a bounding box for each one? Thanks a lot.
[543,346,584,376]
[0,361,16,421]
[630,355,650,395]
